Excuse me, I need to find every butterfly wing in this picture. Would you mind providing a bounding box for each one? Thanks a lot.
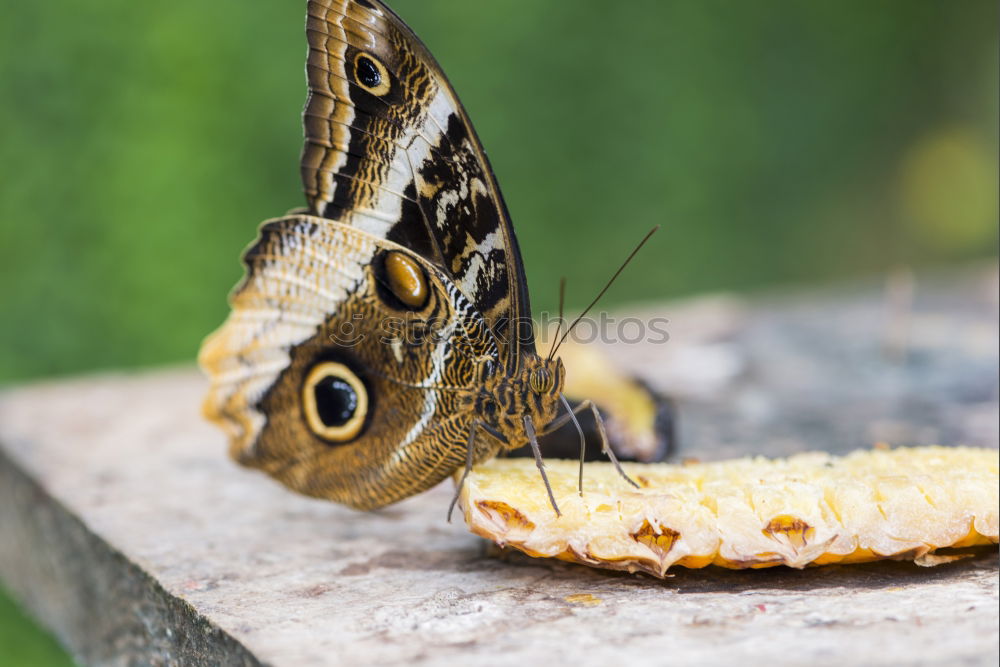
[301,0,533,373]
[199,215,503,510]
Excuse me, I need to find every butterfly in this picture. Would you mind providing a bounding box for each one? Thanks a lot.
[199,0,661,515]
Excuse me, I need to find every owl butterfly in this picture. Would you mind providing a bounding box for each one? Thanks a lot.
[199,0,666,515]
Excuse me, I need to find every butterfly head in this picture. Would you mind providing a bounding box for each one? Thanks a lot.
[475,354,565,449]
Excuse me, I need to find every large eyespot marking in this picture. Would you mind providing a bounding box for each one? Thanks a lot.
[353,52,391,96]
[381,251,429,309]
[302,361,368,442]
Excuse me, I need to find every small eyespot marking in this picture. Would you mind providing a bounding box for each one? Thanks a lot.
[383,251,428,309]
[302,361,368,442]
[353,52,391,96]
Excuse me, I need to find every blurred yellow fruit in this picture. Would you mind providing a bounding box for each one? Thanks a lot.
[897,127,998,251]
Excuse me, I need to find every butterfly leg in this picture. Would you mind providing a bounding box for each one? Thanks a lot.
[557,394,587,496]
[447,420,481,523]
[523,415,562,517]
[546,395,637,495]
[577,399,641,490]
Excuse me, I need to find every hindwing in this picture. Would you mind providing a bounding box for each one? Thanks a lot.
[199,215,504,509]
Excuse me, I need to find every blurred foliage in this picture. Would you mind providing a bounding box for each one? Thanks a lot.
[0,0,997,383]
[0,586,75,666]
[0,1,996,661]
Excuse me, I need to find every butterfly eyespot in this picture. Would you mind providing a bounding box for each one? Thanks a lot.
[529,367,553,394]
[381,251,429,309]
[353,52,391,96]
[302,361,368,442]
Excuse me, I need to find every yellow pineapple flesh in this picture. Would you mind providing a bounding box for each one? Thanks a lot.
[458,446,999,578]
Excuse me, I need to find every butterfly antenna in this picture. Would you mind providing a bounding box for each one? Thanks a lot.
[550,226,659,359]
[547,277,567,361]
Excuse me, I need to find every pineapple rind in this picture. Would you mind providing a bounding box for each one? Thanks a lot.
[459,446,999,578]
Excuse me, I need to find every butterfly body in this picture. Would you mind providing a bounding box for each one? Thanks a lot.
[469,355,565,445]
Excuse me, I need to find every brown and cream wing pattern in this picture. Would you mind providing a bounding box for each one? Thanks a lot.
[301,0,532,371]
[199,214,504,509]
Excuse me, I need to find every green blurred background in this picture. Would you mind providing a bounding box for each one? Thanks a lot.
[0,0,996,663]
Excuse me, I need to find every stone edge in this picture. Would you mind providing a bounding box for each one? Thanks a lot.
[0,446,262,666]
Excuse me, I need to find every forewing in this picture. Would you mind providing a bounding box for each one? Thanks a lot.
[301,0,532,371]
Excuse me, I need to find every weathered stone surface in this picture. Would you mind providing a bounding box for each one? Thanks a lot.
[1,266,997,666]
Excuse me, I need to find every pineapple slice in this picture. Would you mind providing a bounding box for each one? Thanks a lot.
[458,446,998,578]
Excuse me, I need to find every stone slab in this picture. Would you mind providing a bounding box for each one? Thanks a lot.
[1,266,997,666]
